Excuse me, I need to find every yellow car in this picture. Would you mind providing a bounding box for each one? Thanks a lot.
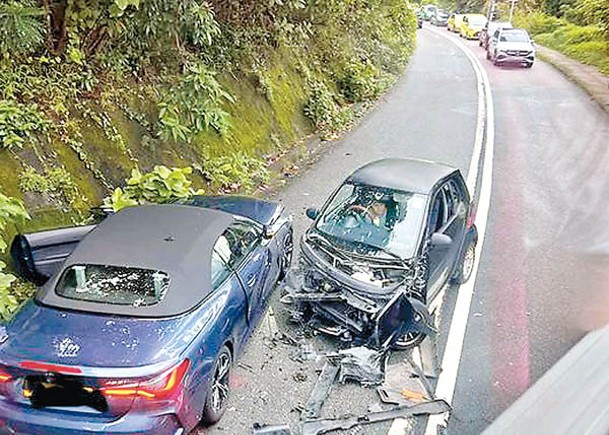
[459,14,488,39]
[447,13,464,32]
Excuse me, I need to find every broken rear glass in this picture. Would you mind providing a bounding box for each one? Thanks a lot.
[314,183,427,259]
[55,264,170,307]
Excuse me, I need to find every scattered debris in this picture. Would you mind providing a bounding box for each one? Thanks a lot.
[301,361,340,420]
[238,362,255,373]
[252,423,292,435]
[290,344,320,364]
[293,370,308,383]
[299,400,450,435]
[332,346,386,386]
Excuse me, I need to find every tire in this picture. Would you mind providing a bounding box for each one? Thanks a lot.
[451,241,476,285]
[278,229,293,280]
[393,301,433,351]
[524,62,534,68]
[486,50,491,60]
[492,52,499,66]
[201,346,232,425]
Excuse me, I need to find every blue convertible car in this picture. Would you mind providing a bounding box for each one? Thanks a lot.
[0,196,292,434]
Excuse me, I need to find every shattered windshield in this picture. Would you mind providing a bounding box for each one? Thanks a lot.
[55,264,170,307]
[314,183,428,259]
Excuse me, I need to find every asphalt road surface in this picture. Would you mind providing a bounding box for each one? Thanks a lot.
[200,24,609,435]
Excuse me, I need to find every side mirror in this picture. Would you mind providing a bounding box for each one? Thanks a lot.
[306,207,319,220]
[431,232,453,246]
[263,221,284,239]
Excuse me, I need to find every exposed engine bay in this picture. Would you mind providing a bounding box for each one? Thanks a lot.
[281,233,432,349]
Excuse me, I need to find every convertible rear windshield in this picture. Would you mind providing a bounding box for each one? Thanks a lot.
[55,264,170,307]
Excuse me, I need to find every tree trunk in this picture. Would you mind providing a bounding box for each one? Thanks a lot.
[45,0,69,54]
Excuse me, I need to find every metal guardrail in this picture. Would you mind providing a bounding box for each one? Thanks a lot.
[483,323,609,435]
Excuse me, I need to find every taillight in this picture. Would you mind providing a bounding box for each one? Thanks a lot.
[0,369,11,383]
[466,201,476,229]
[102,359,190,400]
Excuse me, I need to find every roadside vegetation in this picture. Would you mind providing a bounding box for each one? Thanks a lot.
[514,10,609,74]
[0,0,417,319]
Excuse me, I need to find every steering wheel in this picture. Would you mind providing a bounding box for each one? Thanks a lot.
[346,204,373,224]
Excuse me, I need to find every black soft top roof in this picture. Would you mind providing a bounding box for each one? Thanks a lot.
[37,204,234,317]
[346,158,458,195]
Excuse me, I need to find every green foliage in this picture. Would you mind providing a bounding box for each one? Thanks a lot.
[574,0,609,39]
[199,152,270,192]
[338,59,382,103]
[0,192,29,321]
[0,0,44,56]
[158,63,235,142]
[0,191,28,252]
[103,166,205,212]
[19,166,85,210]
[516,11,609,74]
[514,11,568,34]
[303,81,340,128]
[0,100,50,149]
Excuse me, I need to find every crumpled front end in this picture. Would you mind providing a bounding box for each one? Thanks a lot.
[281,235,432,348]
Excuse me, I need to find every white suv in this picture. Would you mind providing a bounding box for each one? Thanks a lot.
[487,28,535,68]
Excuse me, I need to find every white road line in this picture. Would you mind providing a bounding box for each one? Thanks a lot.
[421,28,495,435]
[387,27,495,435]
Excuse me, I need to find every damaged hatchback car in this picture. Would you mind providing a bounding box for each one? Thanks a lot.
[283,159,477,349]
[0,197,292,435]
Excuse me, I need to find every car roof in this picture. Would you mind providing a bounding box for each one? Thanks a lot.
[346,158,459,195]
[37,204,235,318]
[489,21,512,27]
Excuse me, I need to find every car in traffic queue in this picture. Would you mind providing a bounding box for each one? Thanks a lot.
[479,20,513,50]
[447,13,465,32]
[422,4,438,21]
[430,9,450,26]
[283,159,478,349]
[459,14,488,39]
[0,197,293,435]
[417,10,424,29]
[487,27,536,68]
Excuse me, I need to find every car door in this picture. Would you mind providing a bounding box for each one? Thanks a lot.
[211,237,250,351]
[426,179,467,298]
[442,178,468,276]
[426,188,449,297]
[489,29,500,55]
[223,222,273,327]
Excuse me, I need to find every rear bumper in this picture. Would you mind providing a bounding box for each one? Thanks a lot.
[0,400,184,435]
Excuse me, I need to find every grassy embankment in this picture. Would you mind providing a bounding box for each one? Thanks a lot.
[515,11,609,74]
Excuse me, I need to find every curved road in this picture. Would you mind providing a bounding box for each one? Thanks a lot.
[203,25,609,435]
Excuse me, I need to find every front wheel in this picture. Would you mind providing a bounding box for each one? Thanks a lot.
[524,62,534,68]
[393,301,433,351]
[451,242,476,285]
[201,346,232,425]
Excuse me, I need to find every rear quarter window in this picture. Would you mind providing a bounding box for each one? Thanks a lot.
[56,264,170,307]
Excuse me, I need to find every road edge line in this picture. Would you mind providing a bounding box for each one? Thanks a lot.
[421,27,496,435]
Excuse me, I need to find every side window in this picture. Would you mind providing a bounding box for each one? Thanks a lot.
[211,236,231,289]
[443,180,462,219]
[429,190,447,234]
[493,29,500,39]
[221,222,262,269]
